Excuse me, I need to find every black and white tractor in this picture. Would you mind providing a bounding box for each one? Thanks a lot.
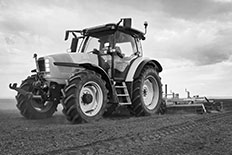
[9,18,163,123]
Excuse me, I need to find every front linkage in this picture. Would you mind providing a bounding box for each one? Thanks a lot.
[9,54,62,119]
[9,83,42,100]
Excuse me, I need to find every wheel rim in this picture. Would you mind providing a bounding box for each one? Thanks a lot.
[79,81,103,117]
[30,89,53,113]
[31,100,54,112]
[142,75,159,110]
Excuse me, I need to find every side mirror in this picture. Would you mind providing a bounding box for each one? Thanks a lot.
[144,21,148,35]
[64,31,69,41]
[70,38,78,52]
[144,21,148,28]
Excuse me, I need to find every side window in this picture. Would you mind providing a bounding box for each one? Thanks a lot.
[84,37,100,53]
[116,42,134,57]
[136,38,142,56]
[115,32,137,58]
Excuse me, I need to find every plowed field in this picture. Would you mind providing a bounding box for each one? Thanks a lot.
[0,99,232,155]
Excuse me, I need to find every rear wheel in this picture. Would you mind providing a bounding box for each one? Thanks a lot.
[16,76,58,119]
[131,66,162,116]
[62,70,108,123]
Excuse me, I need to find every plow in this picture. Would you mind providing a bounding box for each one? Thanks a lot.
[164,84,223,114]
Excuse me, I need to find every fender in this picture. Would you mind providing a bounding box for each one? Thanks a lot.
[54,62,118,103]
[125,57,162,82]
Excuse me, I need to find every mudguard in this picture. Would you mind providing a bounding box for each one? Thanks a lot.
[54,62,118,104]
[125,57,162,82]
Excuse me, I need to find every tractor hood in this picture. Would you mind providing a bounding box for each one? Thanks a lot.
[44,53,98,65]
[38,53,98,84]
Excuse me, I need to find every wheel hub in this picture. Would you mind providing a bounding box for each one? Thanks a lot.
[143,80,153,105]
[82,93,93,104]
[143,87,148,97]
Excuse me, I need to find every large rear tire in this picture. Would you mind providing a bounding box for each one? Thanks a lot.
[62,70,108,124]
[16,76,58,119]
[131,66,162,116]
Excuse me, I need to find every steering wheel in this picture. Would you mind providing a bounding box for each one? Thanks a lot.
[88,48,100,55]
[115,50,124,58]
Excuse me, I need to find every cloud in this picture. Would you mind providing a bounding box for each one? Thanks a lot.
[160,0,232,20]
[144,18,232,66]
[192,28,232,65]
[101,0,232,22]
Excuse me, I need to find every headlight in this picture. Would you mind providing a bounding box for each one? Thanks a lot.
[45,59,50,72]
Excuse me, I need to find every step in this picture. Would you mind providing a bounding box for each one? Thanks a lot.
[119,102,132,105]
[117,94,130,97]
[115,85,127,88]
[115,82,132,105]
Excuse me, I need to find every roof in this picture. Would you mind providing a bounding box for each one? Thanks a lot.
[82,23,145,40]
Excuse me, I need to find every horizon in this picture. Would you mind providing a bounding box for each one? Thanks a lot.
[2,96,232,100]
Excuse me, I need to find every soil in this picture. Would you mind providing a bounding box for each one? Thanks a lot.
[0,99,232,155]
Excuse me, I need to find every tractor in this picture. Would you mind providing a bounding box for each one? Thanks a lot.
[9,18,163,123]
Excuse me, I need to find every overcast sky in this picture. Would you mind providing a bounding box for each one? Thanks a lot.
[0,0,232,98]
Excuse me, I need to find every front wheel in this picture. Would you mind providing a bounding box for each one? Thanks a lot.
[131,66,162,116]
[62,70,108,124]
[16,76,58,119]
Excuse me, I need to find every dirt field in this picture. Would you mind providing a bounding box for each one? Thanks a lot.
[0,99,232,155]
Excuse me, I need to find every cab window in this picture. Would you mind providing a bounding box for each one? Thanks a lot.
[83,37,100,53]
[114,31,137,57]
[82,34,114,53]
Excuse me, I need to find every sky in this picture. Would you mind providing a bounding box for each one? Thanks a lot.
[0,0,232,98]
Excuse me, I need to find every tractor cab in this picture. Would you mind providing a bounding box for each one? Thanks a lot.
[66,18,146,81]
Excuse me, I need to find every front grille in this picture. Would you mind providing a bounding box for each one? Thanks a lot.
[38,58,45,72]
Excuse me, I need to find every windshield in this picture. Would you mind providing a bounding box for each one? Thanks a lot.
[81,31,138,57]
[81,34,114,53]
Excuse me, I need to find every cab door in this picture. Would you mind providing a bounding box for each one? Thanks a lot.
[113,32,139,81]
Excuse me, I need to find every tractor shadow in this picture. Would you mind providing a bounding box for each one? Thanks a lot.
[104,106,133,121]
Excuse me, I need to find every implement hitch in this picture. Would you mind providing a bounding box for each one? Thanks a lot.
[9,83,42,100]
